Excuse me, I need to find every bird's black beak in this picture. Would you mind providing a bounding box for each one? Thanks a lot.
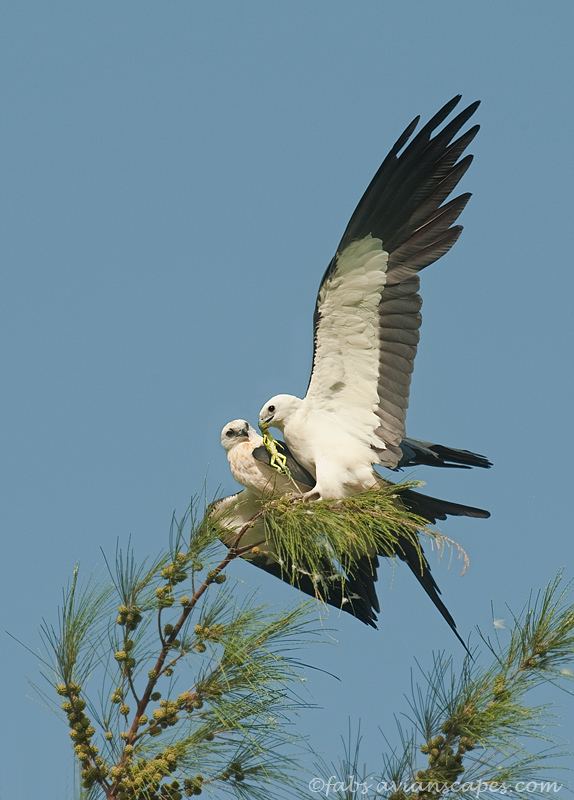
[239,425,249,438]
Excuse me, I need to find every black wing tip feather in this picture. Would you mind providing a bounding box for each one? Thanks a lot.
[338,95,480,255]
[394,96,479,168]
[430,97,480,137]
[422,95,464,133]
[384,115,421,166]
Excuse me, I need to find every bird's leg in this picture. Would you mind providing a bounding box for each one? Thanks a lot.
[286,487,321,502]
[302,488,322,501]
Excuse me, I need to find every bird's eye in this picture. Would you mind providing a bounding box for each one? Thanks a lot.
[268,405,275,413]
[225,430,234,438]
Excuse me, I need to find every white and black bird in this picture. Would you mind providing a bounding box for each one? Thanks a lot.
[214,419,488,651]
[258,96,488,500]
[214,420,375,625]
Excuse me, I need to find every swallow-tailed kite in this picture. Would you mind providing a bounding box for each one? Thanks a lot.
[214,419,488,650]
[258,96,487,500]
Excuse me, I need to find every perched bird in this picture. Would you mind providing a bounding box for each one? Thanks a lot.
[258,96,486,501]
[214,420,313,580]
[221,419,313,497]
[214,419,489,651]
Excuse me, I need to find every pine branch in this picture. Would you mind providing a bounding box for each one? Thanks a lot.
[31,487,574,800]
[260,482,439,583]
[36,498,317,800]
[306,572,574,800]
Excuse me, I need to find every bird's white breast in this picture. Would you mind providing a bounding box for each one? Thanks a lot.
[283,407,378,498]
[228,441,298,496]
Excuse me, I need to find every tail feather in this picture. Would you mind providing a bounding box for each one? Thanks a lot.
[395,537,471,656]
[387,482,486,655]
[400,487,490,523]
[398,438,492,470]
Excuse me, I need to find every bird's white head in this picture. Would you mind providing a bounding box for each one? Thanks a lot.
[258,394,302,432]
[220,419,258,452]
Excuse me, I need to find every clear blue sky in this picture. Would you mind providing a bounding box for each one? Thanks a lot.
[2,2,574,797]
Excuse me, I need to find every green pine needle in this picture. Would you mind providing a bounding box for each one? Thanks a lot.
[260,481,451,590]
